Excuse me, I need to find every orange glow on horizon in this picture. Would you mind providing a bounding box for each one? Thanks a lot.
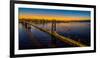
[19,14,90,21]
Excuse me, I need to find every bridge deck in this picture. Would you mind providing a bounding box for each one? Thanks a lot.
[26,22,87,47]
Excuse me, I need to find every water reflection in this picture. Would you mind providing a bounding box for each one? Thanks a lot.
[19,21,90,50]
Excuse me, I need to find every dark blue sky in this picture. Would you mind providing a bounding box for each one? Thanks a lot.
[19,8,90,17]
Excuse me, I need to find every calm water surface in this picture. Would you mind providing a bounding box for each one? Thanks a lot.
[19,22,90,50]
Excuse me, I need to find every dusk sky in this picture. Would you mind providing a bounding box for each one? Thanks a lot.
[19,8,90,21]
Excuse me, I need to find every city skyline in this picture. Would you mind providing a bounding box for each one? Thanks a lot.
[19,8,90,21]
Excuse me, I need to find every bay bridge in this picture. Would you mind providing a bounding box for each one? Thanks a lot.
[20,20,87,48]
